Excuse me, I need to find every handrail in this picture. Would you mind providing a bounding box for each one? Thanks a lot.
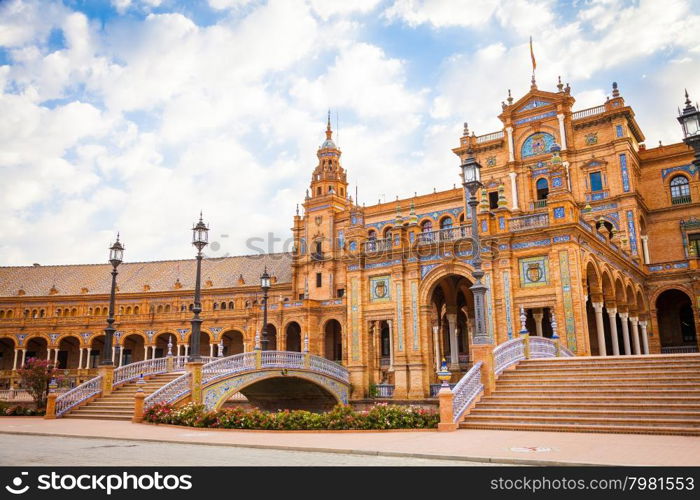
[493,338,526,374]
[144,372,191,408]
[55,376,102,417]
[529,336,557,358]
[113,357,168,387]
[202,352,257,385]
[416,226,470,245]
[572,105,605,120]
[452,362,483,422]
[476,130,505,143]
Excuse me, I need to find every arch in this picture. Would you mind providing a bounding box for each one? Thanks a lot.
[535,178,549,200]
[154,332,177,358]
[439,216,453,229]
[57,336,80,369]
[323,319,343,362]
[655,289,697,351]
[228,301,234,310]
[625,283,637,315]
[262,324,277,351]
[614,278,627,310]
[121,333,146,364]
[420,219,433,233]
[89,334,105,368]
[24,336,48,365]
[220,330,244,356]
[669,174,691,202]
[285,321,302,352]
[0,337,15,370]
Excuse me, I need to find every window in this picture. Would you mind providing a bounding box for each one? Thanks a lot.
[670,175,690,204]
[228,301,234,309]
[368,230,376,240]
[488,191,499,209]
[316,187,321,196]
[316,273,322,288]
[213,302,218,310]
[689,233,700,257]
[589,171,603,192]
[440,217,453,229]
[337,288,345,298]
[615,125,623,138]
[421,220,433,233]
[298,293,305,300]
[536,178,549,199]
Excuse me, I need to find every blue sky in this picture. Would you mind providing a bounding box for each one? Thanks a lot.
[1,0,699,266]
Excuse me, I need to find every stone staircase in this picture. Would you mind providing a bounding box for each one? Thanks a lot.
[460,354,700,436]
[65,372,183,420]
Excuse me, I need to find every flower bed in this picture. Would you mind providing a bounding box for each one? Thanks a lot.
[0,404,45,416]
[144,403,438,430]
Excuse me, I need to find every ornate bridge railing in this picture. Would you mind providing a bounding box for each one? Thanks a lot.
[452,361,483,423]
[113,357,169,387]
[144,372,191,408]
[309,354,349,382]
[202,352,257,385]
[55,376,103,417]
[493,338,526,374]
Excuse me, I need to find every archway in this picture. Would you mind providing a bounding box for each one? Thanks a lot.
[57,336,80,369]
[656,289,698,353]
[263,325,277,351]
[24,337,48,365]
[221,330,244,356]
[324,319,343,362]
[285,322,302,352]
[121,334,145,365]
[90,335,105,368]
[584,261,603,355]
[0,337,16,371]
[154,333,176,358]
[429,273,473,369]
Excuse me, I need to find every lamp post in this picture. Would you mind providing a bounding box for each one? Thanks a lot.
[260,267,271,351]
[189,213,209,361]
[101,235,124,366]
[460,149,491,344]
[677,89,700,167]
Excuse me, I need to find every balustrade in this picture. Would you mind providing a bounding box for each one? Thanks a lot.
[364,237,392,253]
[144,373,192,407]
[201,352,257,384]
[55,376,102,417]
[476,130,505,143]
[493,338,526,374]
[572,105,605,120]
[452,362,483,422]
[375,384,394,398]
[113,357,168,387]
[508,213,549,232]
[417,226,470,245]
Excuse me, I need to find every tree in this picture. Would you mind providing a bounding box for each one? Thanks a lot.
[17,358,59,409]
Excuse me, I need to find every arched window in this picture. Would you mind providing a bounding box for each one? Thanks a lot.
[133,306,139,314]
[670,175,690,204]
[40,309,45,318]
[228,301,234,310]
[536,178,549,200]
[368,230,376,240]
[440,217,453,229]
[125,306,132,315]
[6,310,12,318]
[0,311,5,319]
[421,220,433,233]
[383,226,393,238]
[316,187,322,196]
[213,302,219,310]
[165,305,171,313]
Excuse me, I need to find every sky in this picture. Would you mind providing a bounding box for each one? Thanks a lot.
[1,0,699,266]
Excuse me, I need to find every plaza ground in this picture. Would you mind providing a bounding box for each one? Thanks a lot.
[1,418,698,466]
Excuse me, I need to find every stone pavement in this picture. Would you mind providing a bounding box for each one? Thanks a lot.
[1,417,699,466]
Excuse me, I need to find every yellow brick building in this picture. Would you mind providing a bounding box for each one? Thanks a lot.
[1,80,699,401]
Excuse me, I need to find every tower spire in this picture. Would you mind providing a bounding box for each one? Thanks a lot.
[326,109,332,140]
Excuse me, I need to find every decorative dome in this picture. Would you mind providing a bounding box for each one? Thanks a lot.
[321,139,337,149]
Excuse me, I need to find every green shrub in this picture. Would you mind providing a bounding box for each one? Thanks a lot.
[143,402,437,430]
[0,403,45,416]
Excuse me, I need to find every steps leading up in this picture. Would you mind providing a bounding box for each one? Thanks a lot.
[65,372,183,420]
[460,354,700,436]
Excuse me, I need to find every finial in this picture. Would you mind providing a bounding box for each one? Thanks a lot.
[685,88,692,107]
[325,109,332,140]
[199,210,203,222]
[557,75,563,92]
[531,73,537,90]
[116,232,120,242]
[296,204,299,216]
[612,81,619,98]
[507,89,513,104]
[463,122,469,136]
[565,82,571,94]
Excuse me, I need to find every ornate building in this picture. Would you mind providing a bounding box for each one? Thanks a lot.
[1,80,699,401]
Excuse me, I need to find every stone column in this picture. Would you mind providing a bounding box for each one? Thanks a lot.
[557,113,567,149]
[446,313,459,369]
[629,316,641,355]
[152,345,156,360]
[112,346,116,363]
[387,319,394,371]
[607,308,620,355]
[210,343,215,357]
[640,235,650,264]
[619,311,631,355]
[509,171,519,210]
[20,349,27,367]
[591,302,606,356]
[77,348,83,370]
[12,349,18,370]
[432,325,441,372]
[506,126,515,162]
[639,320,649,354]
[118,347,124,367]
[533,309,544,337]
[144,345,149,361]
[54,347,59,365]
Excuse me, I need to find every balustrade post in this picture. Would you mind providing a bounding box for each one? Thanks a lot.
[44,380,58,420]
[437,387,457,431]
[303,352,311,369]
[98,365,114,396]
[185,361,203,404]
[523,334,530,359]
[133,378,146,423]
[471,344,495,396]
[166,355,174,372]
[255,350,262,370]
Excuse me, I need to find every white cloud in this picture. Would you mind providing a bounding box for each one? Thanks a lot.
[309,0,381,20]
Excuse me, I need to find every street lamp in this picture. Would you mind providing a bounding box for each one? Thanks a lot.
[677,89,700,167]
[260,267,271,351]
[189,212,209,361]
[460,149,491,344]
[101,234,124,366]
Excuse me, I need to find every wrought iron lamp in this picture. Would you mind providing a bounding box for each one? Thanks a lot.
[101,235,124,366]
[677,89,700,167]
[260,267,271,350]
[189,213,208,361]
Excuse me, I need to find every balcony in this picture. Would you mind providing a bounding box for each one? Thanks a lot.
[375,384,395,398]
[364,237,392,253]
[416,226,471,245]
[531,199,548,210]
[508,213,549,232]
[672,195,692,206]
[310,251,325,261]
[572,105,606,120]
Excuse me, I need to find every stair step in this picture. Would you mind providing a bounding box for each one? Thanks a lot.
[65,415,131,421]
[459,422,700,436]
[496,381,700,388]
[477,402,700,411]
[463,414,700,427]
[469,408,700,418]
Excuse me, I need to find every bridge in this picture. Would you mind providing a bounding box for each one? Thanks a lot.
[52,351,350,418]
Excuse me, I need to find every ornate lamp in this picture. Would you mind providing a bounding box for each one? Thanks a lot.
[677,89,700,167]
[189,213,209,361]
[101,234,124,366]
[260,267,271,350]
[437,358,452,388]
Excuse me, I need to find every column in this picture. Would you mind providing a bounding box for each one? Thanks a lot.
[432,325,441,372]
[641,235,650,264]
[591,302,606,356]
[639,321,649,354]
[509,171,519,210]
[387,319,394,371]
[112,346,116,363]
[118,347,123,367]
[629,316,641,355]
[144,345,149,360]
[619,311,631,355]
[209,344,214,357]
[54,348,59,365]
[12,349,19,370]
[446,313,459,369]
[78,348,83,370]
[533,309,544,337]
[607,308,620,355]
[152,346,156,360]
[506,126,515,162]
[185,345,189,357]
[557,113,567,149]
